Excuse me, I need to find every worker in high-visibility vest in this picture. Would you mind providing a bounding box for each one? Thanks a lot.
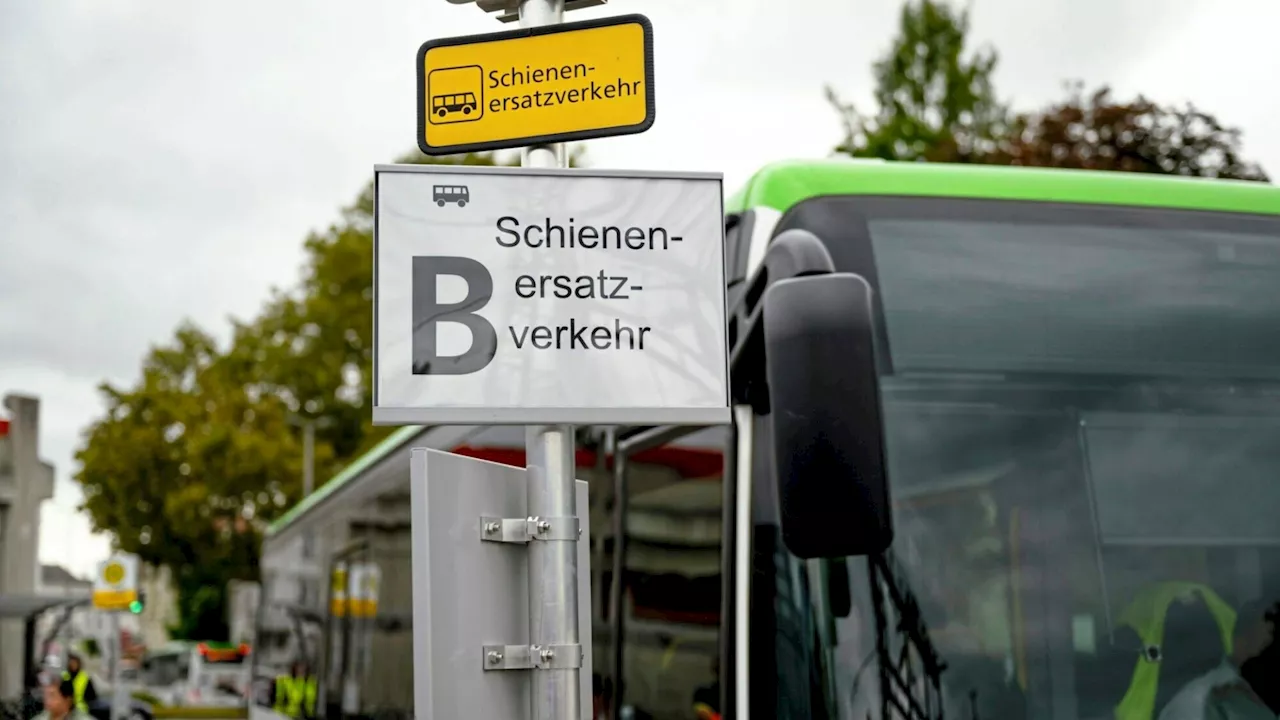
[1113,582,1236,720]
[274,663,318,719]
[60,654,97,715]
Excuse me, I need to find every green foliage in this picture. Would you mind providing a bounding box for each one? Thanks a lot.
[76,323,272,572]
[827,0,1007,162]
[75,145,586,637]
[986,83,1269,180]
[168,580,229,641]
[829,0,1267,179]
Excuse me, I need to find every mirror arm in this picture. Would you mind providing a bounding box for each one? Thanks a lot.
[727,229,837,411]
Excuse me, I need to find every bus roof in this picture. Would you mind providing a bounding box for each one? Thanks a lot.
[267,160,1280,539]
[725,159,1280,217]
[266,425,421,537]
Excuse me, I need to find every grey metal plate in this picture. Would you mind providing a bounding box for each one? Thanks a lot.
[410,448,592,720]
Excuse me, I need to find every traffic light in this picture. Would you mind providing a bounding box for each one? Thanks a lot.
[129,592,146,614]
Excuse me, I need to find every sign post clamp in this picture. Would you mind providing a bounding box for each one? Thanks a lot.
[482,643,584,671]
[480,516,580,544]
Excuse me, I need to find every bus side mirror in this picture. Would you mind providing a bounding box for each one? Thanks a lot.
[763,272,893,559]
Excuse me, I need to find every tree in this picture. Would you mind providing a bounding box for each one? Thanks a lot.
[76,322,300,640]
[76,146,586,638]
[827,0,1008,162]
[986,83,1269,180]
[829,0,1268,180]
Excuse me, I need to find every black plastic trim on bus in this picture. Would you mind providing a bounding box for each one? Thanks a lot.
[769,195,895,375]
[724,210,757,290]
[767,192,1280,380]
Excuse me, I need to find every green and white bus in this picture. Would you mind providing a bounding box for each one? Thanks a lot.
[251,159,1280,720]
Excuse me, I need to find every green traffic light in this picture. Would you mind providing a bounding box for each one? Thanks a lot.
[129,600,143,613]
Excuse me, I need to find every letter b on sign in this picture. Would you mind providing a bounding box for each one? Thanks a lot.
[412,256,497,375]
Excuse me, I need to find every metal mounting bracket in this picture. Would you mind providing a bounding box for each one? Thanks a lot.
[480,516,580,543]
[494,0,607,22]
[448,0,608,23]
[482,644,583,671]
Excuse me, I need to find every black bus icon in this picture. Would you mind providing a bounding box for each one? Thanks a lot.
[432,92,478,119]
[433,185,469,207]
[426,65,484,125]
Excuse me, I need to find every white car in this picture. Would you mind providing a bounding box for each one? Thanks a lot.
[140,642,250,708]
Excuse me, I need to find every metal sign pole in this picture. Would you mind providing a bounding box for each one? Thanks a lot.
[516,3,579,718]
[525,425,580,720]
[109,612,124,720]
[396,9,724,716]
[518,0,567,170]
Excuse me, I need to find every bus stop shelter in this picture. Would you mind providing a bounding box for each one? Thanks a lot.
[0,591,91,692]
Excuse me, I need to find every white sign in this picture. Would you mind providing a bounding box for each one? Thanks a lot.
[93,553,139,611]
[373,164,730,425]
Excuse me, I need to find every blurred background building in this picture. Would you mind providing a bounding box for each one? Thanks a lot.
[138,562,179,650]
[0,393,57,696]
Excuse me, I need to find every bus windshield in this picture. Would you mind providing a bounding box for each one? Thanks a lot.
[758,197,1280,720]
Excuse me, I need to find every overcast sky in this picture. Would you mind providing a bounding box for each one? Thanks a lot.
[2,0,1277,580]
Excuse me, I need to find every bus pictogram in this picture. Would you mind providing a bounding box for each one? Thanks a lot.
[433,92,478,118]
[433,185,470,207]
[427,65,484,125]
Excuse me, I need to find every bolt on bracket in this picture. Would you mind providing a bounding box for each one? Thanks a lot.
[480,516,579,543]
[481,644,583,671]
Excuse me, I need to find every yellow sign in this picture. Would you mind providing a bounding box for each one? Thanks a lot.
[92,589,137,611]
[93,554,139,612]
[417,14,655,155]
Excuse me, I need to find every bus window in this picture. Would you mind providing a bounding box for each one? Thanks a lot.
[750,196,1280,720]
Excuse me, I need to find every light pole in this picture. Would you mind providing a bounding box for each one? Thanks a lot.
[286,415,335,585]
[302,420,315,497]
[287,415,335,499]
